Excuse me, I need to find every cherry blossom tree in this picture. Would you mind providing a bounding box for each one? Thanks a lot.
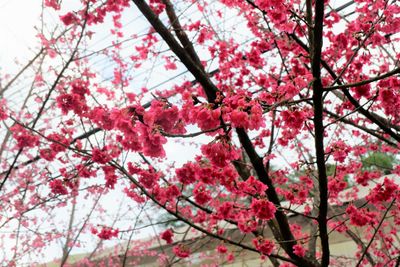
[1,0,400,266]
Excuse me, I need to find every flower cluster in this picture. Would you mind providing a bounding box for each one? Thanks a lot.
[250,198,276,220]
[11,125,39,149]
[201,138,240,168]
[172,245,191,258]
[94,227,119,240]
[252,238,274,255]
[160,229,174,244]
[49,179,68,195]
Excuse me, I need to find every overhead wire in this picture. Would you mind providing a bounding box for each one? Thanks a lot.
[1,0,360,164]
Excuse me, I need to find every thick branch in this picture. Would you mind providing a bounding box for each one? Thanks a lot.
[161,0,203,66]
[310,0,330,266]
[131,0,218,102]
[132,1,318,265]
[236,128,318,267]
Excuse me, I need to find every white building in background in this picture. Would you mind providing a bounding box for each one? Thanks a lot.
[40,174,400,266]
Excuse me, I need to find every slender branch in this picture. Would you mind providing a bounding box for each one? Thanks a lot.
[346,229,376,266]
[324,67,400,91]
[323,109,397,147]
[61,195,77,266]
[0,13,89,192]
[121,205,147,267]
[288,32,400,145]
[1,48,44,97]
[160,126,223,138]
[341,89,400,143]
[355,199,395,267]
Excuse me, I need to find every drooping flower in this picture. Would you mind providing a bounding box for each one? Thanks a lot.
[49,179,68,195]
[201,138,240,168]
[176,162,197,185]
[172,244,190,258]
[97,227,119,240]
[252,238,274,255]
[250,198,276,220]
[346,205,376,227]
[91,148,111,164]
[160,229,174,244]
[102,166,118,189]
[0,99,8,120]
[60,12,78,26]
[217,245,228,254]
[193,182,212,205]
[293,244,306,257]
[11,125,39,149]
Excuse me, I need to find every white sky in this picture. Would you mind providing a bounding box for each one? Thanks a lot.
[0,0,41,72]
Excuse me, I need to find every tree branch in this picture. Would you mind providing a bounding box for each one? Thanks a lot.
[310,0,330,265]
[131,0,218,102]
[324,67,400,91]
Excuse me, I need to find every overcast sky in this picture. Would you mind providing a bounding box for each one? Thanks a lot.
[0,0,41,73]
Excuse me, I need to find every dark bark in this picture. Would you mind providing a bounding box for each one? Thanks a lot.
[131,0,218,103]
[131,1,319,266]
[310,0,330,266]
